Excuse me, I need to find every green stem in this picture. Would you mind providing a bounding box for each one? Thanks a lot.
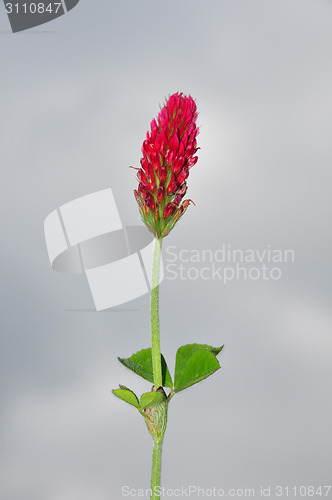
[150,237,163,500]
[151,440,163,499]
[151,237,163,388]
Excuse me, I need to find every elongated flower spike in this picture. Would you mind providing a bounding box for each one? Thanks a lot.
[134,92,199,238]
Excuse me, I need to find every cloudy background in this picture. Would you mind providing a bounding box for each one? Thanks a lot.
[1,0,331,498]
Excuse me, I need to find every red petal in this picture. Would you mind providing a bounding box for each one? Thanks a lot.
[177,166,189,184]
[168,130,179,152]
[167,173,178,194]
[164,202,176,219]
[157,187,164,202]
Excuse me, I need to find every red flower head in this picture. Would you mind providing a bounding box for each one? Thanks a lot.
[134,92,199,238]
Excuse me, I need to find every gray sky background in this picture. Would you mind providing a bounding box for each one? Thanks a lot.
[1,1,331,499]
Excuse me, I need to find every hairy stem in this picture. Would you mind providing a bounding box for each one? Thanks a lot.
[151,237,162,388]
[151,440,163,499]
[150,237,163,499]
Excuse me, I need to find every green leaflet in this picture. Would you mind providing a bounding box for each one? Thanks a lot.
[118,348,173,389]
[174,344,223,393]
[112,385,140,409]
[140,390,166,410]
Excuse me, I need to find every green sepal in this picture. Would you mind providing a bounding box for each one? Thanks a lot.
[140,390,166,410]
[118,348,173,389]
[112,385,140,409]
[174,344,224,393]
